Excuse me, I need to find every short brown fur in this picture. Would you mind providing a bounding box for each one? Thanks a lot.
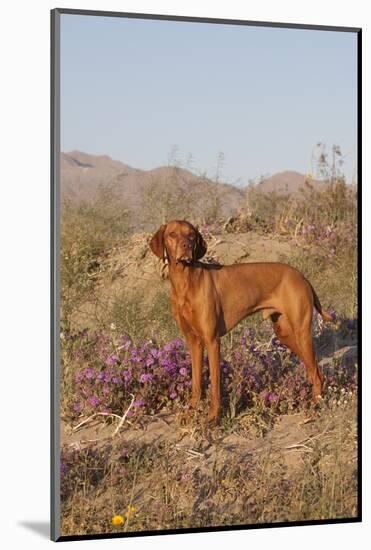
[149,220,332,423]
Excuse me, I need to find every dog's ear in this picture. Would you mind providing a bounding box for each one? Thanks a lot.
[149,224,167,261]
[194,228,207,260]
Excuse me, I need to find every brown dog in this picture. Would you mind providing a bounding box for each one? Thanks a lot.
[149,220,332,422]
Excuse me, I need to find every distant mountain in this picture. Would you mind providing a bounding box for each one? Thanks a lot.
[61,151,135,201]
[60,153,332,230]
[60,151,245,228]
[254,171,326,195]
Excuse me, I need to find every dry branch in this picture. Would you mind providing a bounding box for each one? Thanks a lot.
[112,393,135,437]
[72,412,122,432]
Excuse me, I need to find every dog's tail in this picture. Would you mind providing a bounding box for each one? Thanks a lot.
[307,280,334,322]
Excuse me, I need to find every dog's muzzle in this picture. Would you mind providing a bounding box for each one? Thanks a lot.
[176,255,192,264]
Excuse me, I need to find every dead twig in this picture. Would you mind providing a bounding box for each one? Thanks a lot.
[294,218,304,242]
[283,443,313,452]
[72,412,122,432]
[112,393,135,437]
[174,444,205,458]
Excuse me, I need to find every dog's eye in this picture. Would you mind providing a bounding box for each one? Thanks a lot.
[169,232,176,238]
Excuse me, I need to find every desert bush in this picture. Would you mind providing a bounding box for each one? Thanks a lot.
[245,187,291,232]
[244,143,356,238]
[147,286,180,340]
[91,284,179,342]
[244,178,356,238]
[282,242,357,319]
[60,443,112,501]
[140,168,228,230]
[108,290,151,341]
[140,170,200,230]
[277,205,357,319]
[60,183,130,329]
[297,178,356,228]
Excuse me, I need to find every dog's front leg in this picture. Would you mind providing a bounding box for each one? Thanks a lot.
[206,337,221,423]
[185,333,204,409]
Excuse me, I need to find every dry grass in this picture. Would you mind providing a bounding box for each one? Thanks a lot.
[60,393,357,536]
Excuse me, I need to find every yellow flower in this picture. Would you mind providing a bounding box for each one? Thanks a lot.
[111,515,124,526]
[221,479,226,485]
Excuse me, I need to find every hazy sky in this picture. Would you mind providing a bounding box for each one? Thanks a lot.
[60,14,357,184]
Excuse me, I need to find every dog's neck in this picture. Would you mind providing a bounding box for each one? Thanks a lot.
[168,260,193,299]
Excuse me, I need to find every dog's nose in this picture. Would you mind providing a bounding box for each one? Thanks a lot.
[181,241,191,250]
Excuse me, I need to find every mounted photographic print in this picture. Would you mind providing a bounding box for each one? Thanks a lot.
[51,8,361,541]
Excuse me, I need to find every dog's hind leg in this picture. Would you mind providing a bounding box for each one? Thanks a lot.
[270,312,323,401]
[293,326,324,400]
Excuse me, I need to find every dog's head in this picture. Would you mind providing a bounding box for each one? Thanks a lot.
[149,220,207,265]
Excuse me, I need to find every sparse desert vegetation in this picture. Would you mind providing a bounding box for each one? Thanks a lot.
[59,151,358,536]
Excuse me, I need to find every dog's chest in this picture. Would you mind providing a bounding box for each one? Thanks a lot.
[174,292,194,325]
[170,277,202,330]
[179,299,193,320]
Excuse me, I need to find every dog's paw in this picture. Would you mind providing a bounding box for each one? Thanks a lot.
[189,396,201,410]
[207,409,220,425]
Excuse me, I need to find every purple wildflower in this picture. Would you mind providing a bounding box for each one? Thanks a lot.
[105,354,119,366]
[140,373,154,383]
[73,402,82,413]
[133,399,145,408]
[172,337,184,348]
[181,471,191,482]
[122,370,132,384]
[267,392,279,403]
[261,390,279,404]
[84,367,94,379]
[221,361,229,372]
[88,395,100,407]
[346,319,356,331]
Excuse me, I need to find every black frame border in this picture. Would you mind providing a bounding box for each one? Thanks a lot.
[51,7,362,542]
